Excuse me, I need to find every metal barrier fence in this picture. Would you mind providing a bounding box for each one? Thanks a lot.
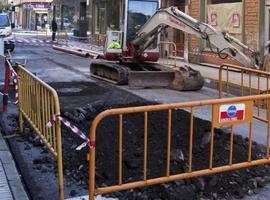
[89,94,270,199]
[16,65,64,200]
[36,30,49,39]
[158,41,177,67]
[219,63,270,122]
[57,30,69,44]
[88,34,106,47]
[219,63,270,98]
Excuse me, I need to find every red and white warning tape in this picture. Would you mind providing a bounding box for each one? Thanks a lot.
[47,114,95,150]
[6,59,19,105]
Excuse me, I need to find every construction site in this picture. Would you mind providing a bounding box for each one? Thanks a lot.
[1,0,270,200]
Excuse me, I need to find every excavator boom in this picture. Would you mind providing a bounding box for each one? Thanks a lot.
[132,7,260,68]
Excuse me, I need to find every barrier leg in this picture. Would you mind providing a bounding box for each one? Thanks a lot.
[56,119,64,200]
[3,59,10,112]
[89,142,96,200]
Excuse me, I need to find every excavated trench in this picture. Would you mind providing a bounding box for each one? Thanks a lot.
[55,82,270,199]
[4,81,270,199]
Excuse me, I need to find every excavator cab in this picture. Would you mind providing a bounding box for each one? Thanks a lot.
[104,31,123,60]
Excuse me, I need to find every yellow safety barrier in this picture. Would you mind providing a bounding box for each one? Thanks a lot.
[16,65,64,200]
[89,94,270,199]
[158,41,177,67]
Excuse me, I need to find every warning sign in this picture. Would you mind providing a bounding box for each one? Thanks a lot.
[219,104,245,123]
[213,101,253,127]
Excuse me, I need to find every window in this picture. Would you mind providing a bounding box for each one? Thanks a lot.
[127,0,159,43]
[0,15,10,27]
[106,0,120,31]
[207,1,243,36]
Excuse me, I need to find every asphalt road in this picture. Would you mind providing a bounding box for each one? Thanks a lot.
[12,44,92,83]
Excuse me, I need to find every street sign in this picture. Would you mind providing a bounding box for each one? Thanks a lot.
[212,101,253,127]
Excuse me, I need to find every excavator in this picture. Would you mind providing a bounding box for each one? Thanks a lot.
[90,5,261,91]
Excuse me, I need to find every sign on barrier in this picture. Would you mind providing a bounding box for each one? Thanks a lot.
[212,101,253,127]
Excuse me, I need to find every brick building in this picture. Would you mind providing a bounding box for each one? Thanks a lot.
[53,0,269,68]
[188,0,267,68]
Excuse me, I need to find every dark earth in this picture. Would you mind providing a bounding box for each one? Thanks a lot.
[3,81,270,200]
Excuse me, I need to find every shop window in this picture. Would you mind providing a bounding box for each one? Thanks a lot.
[106,0,120,31]
[62,5,75,31]
[94,0,106,34]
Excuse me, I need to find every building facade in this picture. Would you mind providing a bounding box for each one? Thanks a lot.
[11,0,53,30]
[189,0,266,67]
[53,0,269,68]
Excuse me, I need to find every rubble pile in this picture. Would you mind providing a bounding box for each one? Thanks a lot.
[60,103,270,199]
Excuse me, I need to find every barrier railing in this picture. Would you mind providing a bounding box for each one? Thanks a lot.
[158,41,177,67]
[219,63,270,98]
[89,94,270,199]
[16,65,64,200]
[36,29,49,39]
[219,63,270,121]
[89,34,106,47]
[57,30,68,44]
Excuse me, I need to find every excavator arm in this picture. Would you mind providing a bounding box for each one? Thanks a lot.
[132,6,261,68]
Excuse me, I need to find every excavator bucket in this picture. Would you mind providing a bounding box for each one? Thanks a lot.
[170,66,204,91]
[128,71,175,88]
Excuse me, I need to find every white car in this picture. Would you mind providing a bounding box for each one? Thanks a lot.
[0,13,15,52]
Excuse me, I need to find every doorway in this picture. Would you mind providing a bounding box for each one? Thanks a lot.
[172,0,185,57]
[79,2,88,37]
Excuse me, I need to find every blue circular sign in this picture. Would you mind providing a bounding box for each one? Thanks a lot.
[227,105,237,117]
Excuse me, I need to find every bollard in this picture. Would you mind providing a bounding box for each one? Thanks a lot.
[3,58,10,112]
[0,38,4,56]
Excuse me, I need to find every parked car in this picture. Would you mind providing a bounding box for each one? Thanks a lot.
[63,18,71,27]
[0,13,15,52]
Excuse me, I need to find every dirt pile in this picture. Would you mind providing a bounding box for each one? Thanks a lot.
[6,81,270,199]
[61,102,270,200]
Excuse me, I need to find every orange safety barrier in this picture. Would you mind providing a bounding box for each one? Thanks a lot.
[219,63,270,123]
[88,94,270,200]
[219,63,270,98]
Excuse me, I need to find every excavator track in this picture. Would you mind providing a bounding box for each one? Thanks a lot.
[90,60,204,90]
[90,61,129,85]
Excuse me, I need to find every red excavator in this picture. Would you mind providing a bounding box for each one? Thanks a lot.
[90,4,261,91]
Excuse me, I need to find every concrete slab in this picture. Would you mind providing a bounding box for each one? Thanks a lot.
[0,160,13,200]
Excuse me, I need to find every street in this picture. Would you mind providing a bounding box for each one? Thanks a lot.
[1,0,270,199]
[0,33,267,200]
